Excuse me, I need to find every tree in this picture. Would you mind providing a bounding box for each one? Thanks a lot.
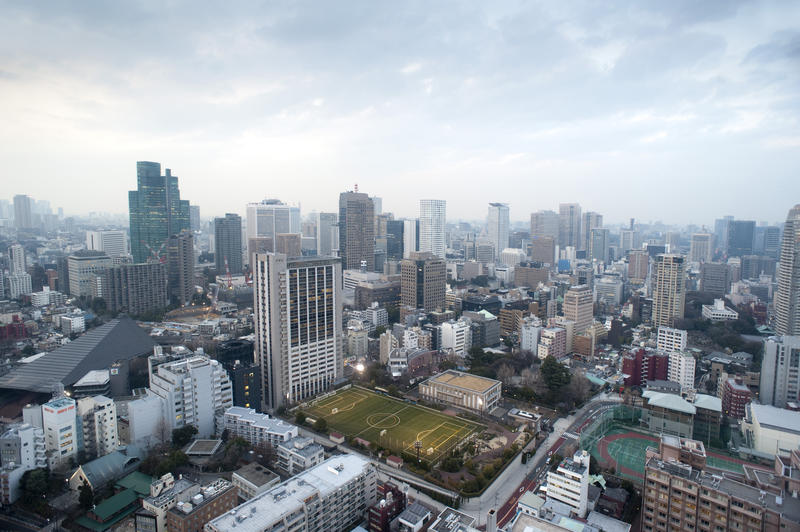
[314,418,328,432]
[295,412,307,425]
[21,344,35,356]
[20,468,48,504]
[497,364,515,385]
[79,482,94,509]
[172,425,198,448]
[370,325,386,339]
[540,356,571,391]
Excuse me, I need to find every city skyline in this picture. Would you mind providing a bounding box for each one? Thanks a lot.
[1,2,798,223]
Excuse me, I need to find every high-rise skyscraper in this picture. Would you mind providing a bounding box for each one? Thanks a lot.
[558,203,582,249]
[581,212,603,252]
[400,252,446,311]
[339,191,375,270]
[315,212,338,256]
[245,200,301,260]
[166,231,194,306]
[129,161,190,263]
[760,335,800,407]
[189,205,201,232]
[13,195,32,229]
[727,220,756,257]
[86,230,128,258]
[386,220,404,261]
[215,213,243,275]
[689,233,713,263]
[651,254,686,328]
[403,219,419,259]
[419,200,446,259]
[628,250,649,284]
[714,216,733,254]
[487,203,510,261]
[530,210,560,240]
[589,228,609,264]
[254,253,342,411]
[775,205,800,336]
[563,285,593,336]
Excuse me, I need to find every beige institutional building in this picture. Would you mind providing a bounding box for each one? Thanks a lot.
[419,370,501,413]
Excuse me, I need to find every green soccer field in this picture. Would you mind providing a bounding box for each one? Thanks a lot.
[301,387,482,464]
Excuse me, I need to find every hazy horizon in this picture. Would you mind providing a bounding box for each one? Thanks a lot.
[1,1,798,225]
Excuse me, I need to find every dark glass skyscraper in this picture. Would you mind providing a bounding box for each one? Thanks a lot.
[129,161,190,263]
[215,213,243,274]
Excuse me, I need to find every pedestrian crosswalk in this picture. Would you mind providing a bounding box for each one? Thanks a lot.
[563,431,579,439]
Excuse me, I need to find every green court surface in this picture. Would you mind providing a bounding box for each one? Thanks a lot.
[589,428,748,481]
[301,387,481,463]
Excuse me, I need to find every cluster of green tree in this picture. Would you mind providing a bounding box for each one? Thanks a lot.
[502,356,592,411]
[465,346,535,381]
[139,450,189,478]
[172,425,198,447]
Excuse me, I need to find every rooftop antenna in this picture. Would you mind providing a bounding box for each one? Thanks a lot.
[354,183,359,193]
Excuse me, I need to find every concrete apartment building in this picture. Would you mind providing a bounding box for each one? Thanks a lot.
[642,434,800,532]
[651,254,686,328]
[419,370,501,414]
[254,253,343,411]
[165,478,238,532]
[668,351,696,392]
[0,423,46,504]
[544,450,591,518]
[67,250,113,296]
[656,326,687,353]
[149,353,233,438]
[276,436,325,475]
[76,395,118,460]
[103,262,168,316]
[223,407,298,448]
[538,327,567,359]
[205,454,377,532]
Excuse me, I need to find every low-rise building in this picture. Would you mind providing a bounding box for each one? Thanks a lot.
[223,407,298,448]
[166,478,237,532]
[276,435,325,475]
[0,423,46,504]
[742,403,800,456]
[419,370,501,414]
[701,299,739,321]
[231,463,280,501]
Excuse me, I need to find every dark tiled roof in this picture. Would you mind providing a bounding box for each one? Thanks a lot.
[0,317,155,393]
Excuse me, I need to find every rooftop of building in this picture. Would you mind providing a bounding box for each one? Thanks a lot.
[168,478,234,519]
[429,507,477,532]
[146,477,197,507]
[73,369,110,387]
[277,436,322,457]
[748,403,800,435]
[397,501,433,525]
[225,406,297,434]
[207,455,371,532]
[725,378,751,392]
[233,463,279,487]
[185,439,223,456]
[0,317,156,393]
[643,390,696,415]
[426,370,500,394]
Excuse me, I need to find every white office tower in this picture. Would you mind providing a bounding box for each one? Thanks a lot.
[254,253,343,411]
[77,395,118,459]
[760,336,800,408]
[245,199,301,254]
[520,316,542,353]
[775,205,800,336]
[487,203,510,261]
[0,424,46,504]
[439,319,472,357]
[403,219,418,259]
[41,396,78,468]
[419,199,446,259]
[657,326,688,352]
[668,351,696,392]
[545,450,591,518]
[315,212,339,256]
[206,454,377,532]
[563,285,593,336]
[558,203,582,249]
[85,230,128,258]
[149,354,233,437]
[8,244,25,274]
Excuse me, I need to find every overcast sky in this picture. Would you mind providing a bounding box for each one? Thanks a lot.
[1,1,798,226]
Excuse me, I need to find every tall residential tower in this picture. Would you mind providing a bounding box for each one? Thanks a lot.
[775,205,800,336]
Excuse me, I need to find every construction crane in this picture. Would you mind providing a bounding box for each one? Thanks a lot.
[142,241,167,263]
[224,258,233,290]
